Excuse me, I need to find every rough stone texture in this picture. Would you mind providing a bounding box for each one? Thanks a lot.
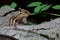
[0,5,14,16]
[0,5,60,40]
[0,5,20,26]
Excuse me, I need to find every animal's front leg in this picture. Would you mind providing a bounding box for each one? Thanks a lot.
[9,15,17,26]
[9,17,14,26]
[12,17,19,26]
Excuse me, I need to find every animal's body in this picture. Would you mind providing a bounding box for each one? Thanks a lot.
[9,8,30,26]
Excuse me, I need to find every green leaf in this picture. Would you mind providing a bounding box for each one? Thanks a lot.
[27,2,42,7]
[34,4,47,13]
[10,2,17,8]
[52,5,60,9]
[40,4,52,11]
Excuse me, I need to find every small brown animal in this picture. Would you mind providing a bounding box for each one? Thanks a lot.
[9,8,30,26]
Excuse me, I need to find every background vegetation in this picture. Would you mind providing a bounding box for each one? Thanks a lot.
[0,0,60,24]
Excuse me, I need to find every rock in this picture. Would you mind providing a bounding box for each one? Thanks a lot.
[0,18,60,40]
[0,5,20,26]
[0,5,60,40]
[0,5,14,16]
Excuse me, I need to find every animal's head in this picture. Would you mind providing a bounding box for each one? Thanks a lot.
[19,8,30,18]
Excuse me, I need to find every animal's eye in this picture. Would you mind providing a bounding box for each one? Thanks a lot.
[19,9,21,12]
[25,11,27,13]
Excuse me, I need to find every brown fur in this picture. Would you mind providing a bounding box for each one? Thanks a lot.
[9,9,30,26]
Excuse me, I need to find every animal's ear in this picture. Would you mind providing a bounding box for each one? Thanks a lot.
[19,8,21,10]
[18,8,21,12]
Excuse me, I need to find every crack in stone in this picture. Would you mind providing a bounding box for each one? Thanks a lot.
[0,10,16,17]
[32,28,51,31]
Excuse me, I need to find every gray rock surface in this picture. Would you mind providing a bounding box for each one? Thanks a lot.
[0,5,60,40]
[0,5,14,16]
[0,5,20,26]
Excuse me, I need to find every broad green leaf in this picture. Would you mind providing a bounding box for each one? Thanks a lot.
[10,2,17,8]
[40,4,52,11]
[34,4,47,13]
[27,2,42,7]
[52,5,60,9]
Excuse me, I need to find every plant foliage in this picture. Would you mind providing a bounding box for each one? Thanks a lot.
[27,2,52,15]
[40,5,52,12]
[27,2,60,16]
[27,2,42,7]
[52,5,60,9]
[10,2,17,8]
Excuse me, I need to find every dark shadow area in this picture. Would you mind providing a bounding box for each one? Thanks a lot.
[0,34,18,40]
